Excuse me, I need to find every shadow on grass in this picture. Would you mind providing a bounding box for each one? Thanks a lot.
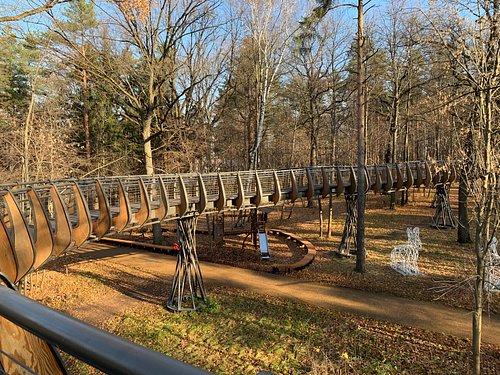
[69,267,169,305]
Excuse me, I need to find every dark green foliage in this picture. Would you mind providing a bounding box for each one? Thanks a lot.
[301,0,334,27]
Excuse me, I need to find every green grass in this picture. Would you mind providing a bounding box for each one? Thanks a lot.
[99,287,498,375]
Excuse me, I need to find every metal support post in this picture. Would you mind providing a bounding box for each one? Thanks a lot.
[167,214,207,312]
[431,183,457,229]
[337,194,358,256]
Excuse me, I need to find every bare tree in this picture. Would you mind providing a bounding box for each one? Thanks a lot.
[235,0,299,170]
[355,0,366,272]
[429,1,500,373]
[290,18,335,166]
[304,0,367,271]
[379,0,422,207]
[51,0,222,175]
[0,0,65,23]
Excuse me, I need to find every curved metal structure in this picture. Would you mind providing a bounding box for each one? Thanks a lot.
[0,160,456,372]
[0,161,455,284]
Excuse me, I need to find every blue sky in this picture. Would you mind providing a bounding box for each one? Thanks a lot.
[0,0,427,36]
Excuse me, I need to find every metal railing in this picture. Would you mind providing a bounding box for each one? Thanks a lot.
[0,285,208,375]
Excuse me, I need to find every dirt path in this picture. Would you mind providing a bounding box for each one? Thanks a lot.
[75,243,500,346]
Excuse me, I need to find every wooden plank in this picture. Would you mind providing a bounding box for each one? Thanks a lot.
[28,189,54,269]
[91,181,111,239]
[3,191,35,282]
[0,218,17,283]
[49,185,73,257]
[111,179,130,232]
[0,279,66,375]
[132,177,151,226]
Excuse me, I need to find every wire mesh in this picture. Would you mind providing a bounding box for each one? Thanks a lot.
[292,169,307,191]
[367,166,377,185]
[257,171,274,195]
[239,171,257,197]
[200,174,219,201]
[160,176,182,205]
[140,176,162,210]
[219,173,238,199]
[76,180,99,217]
[338,168,351,186]
[53,183,80,227]
[308,168,323,187]
[121,178,143,212]
[181,175,200,204]
[274,170,292,193]
[398,163,407,180]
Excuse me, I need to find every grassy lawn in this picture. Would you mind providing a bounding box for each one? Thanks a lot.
[26,186,499,374]
[103,287,498,374]
[31,261,499,374]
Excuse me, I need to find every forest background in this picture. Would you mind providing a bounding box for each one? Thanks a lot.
[0,0,472,181]
[1,2,499,374]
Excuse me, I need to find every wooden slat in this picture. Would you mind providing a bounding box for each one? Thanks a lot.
[28,189,54,269]
[0,218,16,283]
[0,278,66,375]
[3,191,35,282]
[92,181,111,238]
[49,186,72,256]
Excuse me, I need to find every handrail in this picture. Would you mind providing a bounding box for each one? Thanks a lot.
[0,160,456,283]
[0,286,208,375]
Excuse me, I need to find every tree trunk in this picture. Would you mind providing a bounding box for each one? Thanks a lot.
[143,112,154,175]
[318,196,323,237]
[83,67,91,164]
[310,120,317,166]
[472,242,484,375]
[81,34,91,166]
[389,99,398,209]
[22,90,36,181]
[143,111,163,245]
[458,171,471,243]
[435,124,440,160]
[248,98,266,170]
[355,0,366,273]
[390,106,398,164]
[330,79,337,164]
[364,94,368,164]
[471,86,495,375]
[290,122,297,167]
[327,190,333,238]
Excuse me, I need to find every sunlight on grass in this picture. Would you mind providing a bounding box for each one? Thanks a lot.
[101,287,495,374]
[267,189,499,313]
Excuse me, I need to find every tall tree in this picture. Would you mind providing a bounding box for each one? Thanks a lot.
[51,0,221,175]
[430,1,500,373]
[305,0,367,271]
[380,0,420,207]
[237,0,299,170]
[49,0,97,166]
[355,0,366,272]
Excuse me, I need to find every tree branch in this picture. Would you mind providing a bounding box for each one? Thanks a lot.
[0,0,67,23]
